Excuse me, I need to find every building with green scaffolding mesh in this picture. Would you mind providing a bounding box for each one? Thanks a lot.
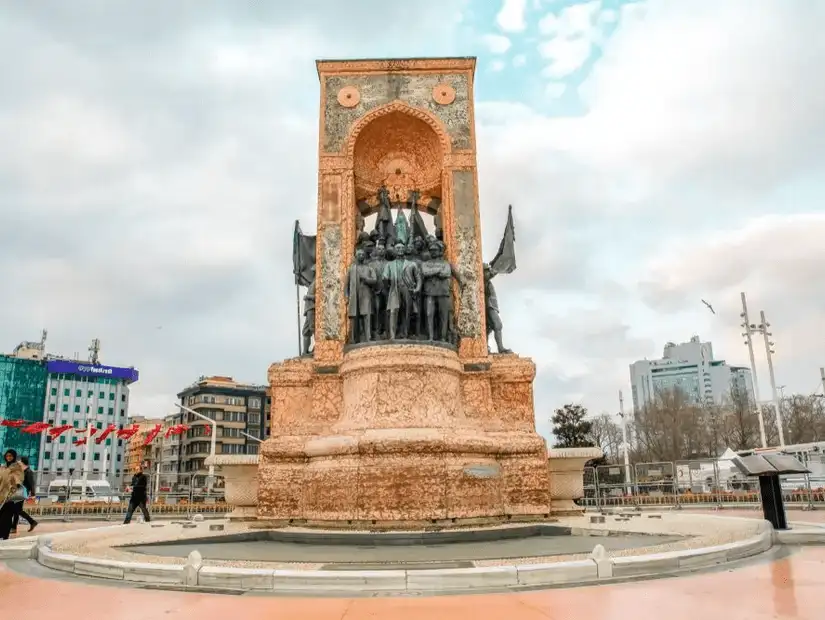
[0,354,48,469]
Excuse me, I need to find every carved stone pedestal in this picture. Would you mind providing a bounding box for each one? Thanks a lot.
[257,345,550,527]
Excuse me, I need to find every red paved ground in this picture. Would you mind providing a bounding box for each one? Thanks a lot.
[0,512,822,619]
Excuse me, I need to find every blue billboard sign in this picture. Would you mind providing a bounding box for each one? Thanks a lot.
[46,360,139,383]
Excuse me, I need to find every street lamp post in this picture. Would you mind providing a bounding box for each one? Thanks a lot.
[618,390,632,496]
[740,292,767,448]
[174,403,218,483]
[753,310,785,447]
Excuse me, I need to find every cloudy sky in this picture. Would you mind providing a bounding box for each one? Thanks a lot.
[1,0,823,441]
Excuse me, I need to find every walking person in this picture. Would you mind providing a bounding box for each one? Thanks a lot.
[0,450,26,539]
[123,464,151,524]
[11,456,38,533]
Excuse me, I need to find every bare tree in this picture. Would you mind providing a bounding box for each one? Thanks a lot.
[720,385,759,450]
[632,388,707,462]
[588,413,623,463]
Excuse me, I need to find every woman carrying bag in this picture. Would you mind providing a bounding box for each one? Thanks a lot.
[0,449,27,539]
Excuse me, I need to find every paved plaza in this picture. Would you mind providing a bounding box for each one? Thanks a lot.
[0,510,823,618]
[0,544,822,619]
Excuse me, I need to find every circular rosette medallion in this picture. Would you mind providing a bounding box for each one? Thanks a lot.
[337,86,360,108]
[432,83,456,105]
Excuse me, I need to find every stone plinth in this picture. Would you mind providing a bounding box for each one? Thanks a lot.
[258,344,550,527]
[547,447,603,515]
[205,455,260,521]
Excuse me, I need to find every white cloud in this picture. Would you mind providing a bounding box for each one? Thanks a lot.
[538,0,602,36]
[545,81,566,99]
[513,53,527,67]
[538,36,593,77]
[496,0,528,32]
[638,214,825,397]
[474,0,825,416]
[490,59,506,72]
[481,33,512,54]
[537,0,605,77]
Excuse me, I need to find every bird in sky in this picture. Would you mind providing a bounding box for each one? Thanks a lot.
[701,299,716,315]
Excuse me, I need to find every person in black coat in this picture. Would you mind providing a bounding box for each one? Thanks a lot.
[11,456,38,533]
[123,464,151,524]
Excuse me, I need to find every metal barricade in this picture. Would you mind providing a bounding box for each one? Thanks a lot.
[595,464,636,509]
[580,466,599,511]
[633,461,676,508]
[674,459,723,508]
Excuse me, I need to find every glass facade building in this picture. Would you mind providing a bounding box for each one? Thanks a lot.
[0,355,48,468]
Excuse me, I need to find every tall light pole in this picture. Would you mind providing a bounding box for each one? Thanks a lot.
[753,310,785,447]
[740,292,767,448]
[618,390,632,495]
[174,403,218,482]
[80,423,92,501]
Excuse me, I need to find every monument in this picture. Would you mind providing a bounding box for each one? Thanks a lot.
[253,57,591,528]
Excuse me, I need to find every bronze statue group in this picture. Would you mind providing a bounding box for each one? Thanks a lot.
[300,186,513,356]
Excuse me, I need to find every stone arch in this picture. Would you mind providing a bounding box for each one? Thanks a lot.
[343,100,453,159]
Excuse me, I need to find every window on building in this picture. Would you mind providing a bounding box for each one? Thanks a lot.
[57,452,64,460]
[63,388,70,396]
[59,436,66,444]
[93,453,100,461]
[109,393,115,400]
[106,438,111,446]
[248,397,261,409]
[88,390,93,398]
[120,408,125,416]
[44,451,51,460]
[248,413,260,425]
[49,403,56,412]
[99,391,105,399]
[121,394,126,402]
[70,452,76,460]
[96,422,102,429]
[117,454,121,461]
[50,387,57,396]
[74,405,80,413]
[108,407,114,415]
[247,444,259,455]
[97,406,103,414]
[61,404,68,412]
[75,389,81,397]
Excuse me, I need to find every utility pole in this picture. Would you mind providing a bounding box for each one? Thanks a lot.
[740,293,767,447]
[618,390,632,495]
[80,424,92,501]
[820,367,825,394]
[754,310,785,447]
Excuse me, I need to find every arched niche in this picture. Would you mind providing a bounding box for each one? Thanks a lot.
[346,102,451,219]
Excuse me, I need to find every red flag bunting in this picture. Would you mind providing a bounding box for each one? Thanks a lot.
[95,424,118,444]
[73,438,87,446]
[48,425,73,439]
[1,419,27,428]
[21,422,51,434]
[143,423,162,446]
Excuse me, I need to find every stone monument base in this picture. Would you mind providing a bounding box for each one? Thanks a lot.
[258,344,551,526]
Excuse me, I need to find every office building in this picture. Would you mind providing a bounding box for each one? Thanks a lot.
[177,376,266,488]
[630,336,754,412]
[2,334,139,486]
[38,358,139,487]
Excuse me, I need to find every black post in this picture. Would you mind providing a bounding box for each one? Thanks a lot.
[758,474,787,530]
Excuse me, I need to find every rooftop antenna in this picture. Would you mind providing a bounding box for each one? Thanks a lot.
[89,338,101,365]
[40,328,48,351]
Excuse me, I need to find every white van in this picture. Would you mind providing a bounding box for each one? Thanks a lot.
[47,479,120,503]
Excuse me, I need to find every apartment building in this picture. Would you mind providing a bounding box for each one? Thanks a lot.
[177,376,267,488]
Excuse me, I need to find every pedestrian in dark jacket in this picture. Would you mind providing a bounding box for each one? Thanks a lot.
[11,456,38,533]
[123,464,151,524]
